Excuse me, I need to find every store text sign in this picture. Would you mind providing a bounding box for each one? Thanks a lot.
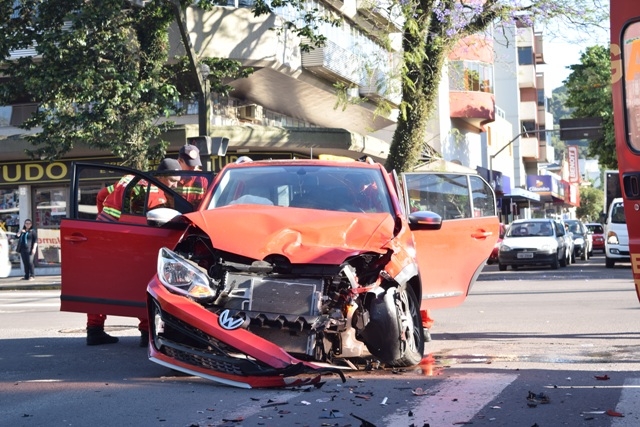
[1,162,69,185]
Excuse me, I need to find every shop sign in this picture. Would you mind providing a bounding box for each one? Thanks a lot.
[567,145,580,183]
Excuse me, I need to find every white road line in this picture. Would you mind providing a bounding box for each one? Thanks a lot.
[382,373,518,426]
[612,378,640,426]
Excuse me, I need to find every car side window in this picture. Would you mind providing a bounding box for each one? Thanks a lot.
[403,173,495,220]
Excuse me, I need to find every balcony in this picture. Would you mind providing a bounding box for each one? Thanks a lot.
[301,39,361,86]
[449,91,495,124]
[521,136,539,159]
[355,0,403,31]
[519,100,537,121]
[518,64,536,88]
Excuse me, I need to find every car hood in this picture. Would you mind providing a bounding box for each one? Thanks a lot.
[183,205,396,264]
[502,236,558,248]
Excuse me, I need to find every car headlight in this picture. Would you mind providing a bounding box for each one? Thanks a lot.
[540,243,556,253]
[500,244,512,252]
[574,237,584,245]
[607,232,619,245]
[157,247,216,299]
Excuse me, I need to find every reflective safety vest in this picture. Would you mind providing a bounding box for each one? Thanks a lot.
[177,176,207,208]
[98,175,162,221]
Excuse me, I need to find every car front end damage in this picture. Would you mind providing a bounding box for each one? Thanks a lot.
[145,208,424,388]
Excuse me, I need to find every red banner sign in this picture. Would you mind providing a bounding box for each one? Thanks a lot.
[568,145,580,183]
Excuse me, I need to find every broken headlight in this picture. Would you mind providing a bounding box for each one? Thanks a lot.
[157,247,216,300]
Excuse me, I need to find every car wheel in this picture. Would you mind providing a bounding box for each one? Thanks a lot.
[605,257,615,268]
[550,256,559,269]
[498,263,507,271]
[560,251,567,267]
[362,285,424,368]
[386,285,425,367]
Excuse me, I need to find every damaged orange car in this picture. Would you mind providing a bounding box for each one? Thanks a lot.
[61,156,498,388]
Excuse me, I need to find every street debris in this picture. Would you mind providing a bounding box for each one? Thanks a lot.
[594,374,610,380]
[351,412,377,426]
[527,391,550,407]
[606,409,624,417]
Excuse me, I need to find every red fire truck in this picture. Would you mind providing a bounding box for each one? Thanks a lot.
[611,0,640,301]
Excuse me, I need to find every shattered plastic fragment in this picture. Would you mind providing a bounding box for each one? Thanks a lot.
[606,409,624,417]
[412,387,428,396]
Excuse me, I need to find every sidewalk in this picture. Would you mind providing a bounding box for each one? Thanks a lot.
[0,273,61,291]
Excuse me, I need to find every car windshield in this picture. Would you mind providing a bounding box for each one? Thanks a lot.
[507,222,553,237]
[565,221,584,235]
[611,203,626,224]
[208,164,394,214]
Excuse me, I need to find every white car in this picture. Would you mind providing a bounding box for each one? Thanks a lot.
[604,197,630,268]
[0,229,12,278]
[498,218,569,270]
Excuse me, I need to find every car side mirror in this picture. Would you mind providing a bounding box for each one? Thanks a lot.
[408,210,442,230]
[147,207,182,226]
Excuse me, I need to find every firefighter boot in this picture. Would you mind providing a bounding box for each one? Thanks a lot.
[86,327,119,346]
[139,330,149,348]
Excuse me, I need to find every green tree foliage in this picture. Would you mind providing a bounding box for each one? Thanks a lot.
[252,0,606,172]
[0,0,250,170]
[564,45,616,169]
[575,184,603,222]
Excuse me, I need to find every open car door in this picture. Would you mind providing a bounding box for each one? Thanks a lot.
[401,172,499,309]
[60,163,214,319]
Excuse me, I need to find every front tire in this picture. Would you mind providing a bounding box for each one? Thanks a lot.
[605,257,615,268]
[498,263,507,271]
[361,285,425,368]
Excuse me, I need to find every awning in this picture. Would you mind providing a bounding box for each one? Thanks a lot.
[501,188,540,203]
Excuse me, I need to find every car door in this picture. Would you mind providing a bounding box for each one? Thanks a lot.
[60,163,213,319]
[401,172,499,309]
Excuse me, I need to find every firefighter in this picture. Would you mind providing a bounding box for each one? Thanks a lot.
[87,158,181,346]
[176,144,208,208]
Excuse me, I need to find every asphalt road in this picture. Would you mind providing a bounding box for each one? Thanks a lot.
[1,254,638,427]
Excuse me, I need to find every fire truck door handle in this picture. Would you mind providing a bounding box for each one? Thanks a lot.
[64,235,88,242]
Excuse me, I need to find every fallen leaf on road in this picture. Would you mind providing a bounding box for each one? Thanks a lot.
[606,409,624,417]
[595,374,610,380]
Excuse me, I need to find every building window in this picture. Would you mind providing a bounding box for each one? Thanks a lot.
[537,89,545,107]
[449,61,494,93]
[518,47,534,65]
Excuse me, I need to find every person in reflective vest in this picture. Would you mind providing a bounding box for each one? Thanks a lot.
[87,158,181,346]
[176,144,208,208]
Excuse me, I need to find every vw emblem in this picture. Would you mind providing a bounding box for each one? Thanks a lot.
[218,310,245,330]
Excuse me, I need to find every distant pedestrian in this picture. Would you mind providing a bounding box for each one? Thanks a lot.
[15,219,37,280]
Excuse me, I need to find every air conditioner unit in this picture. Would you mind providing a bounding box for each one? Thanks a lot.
[238,105,261,121]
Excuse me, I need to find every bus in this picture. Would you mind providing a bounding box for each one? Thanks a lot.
[611,1,640,301]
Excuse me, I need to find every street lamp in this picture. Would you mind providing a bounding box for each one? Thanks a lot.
[198,62,211,138]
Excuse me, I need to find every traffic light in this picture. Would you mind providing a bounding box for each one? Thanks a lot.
[187,136,229,156]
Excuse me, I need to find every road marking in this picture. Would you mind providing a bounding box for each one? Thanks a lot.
[382,373,517,425]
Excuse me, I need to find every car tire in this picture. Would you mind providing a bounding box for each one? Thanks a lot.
[605,257,615,268]
[560,251,567,267]
[498,263,507,271]
[550,256,559,269]
[386,285,425,367]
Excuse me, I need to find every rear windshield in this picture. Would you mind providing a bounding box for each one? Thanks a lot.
[586,224,604,234]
